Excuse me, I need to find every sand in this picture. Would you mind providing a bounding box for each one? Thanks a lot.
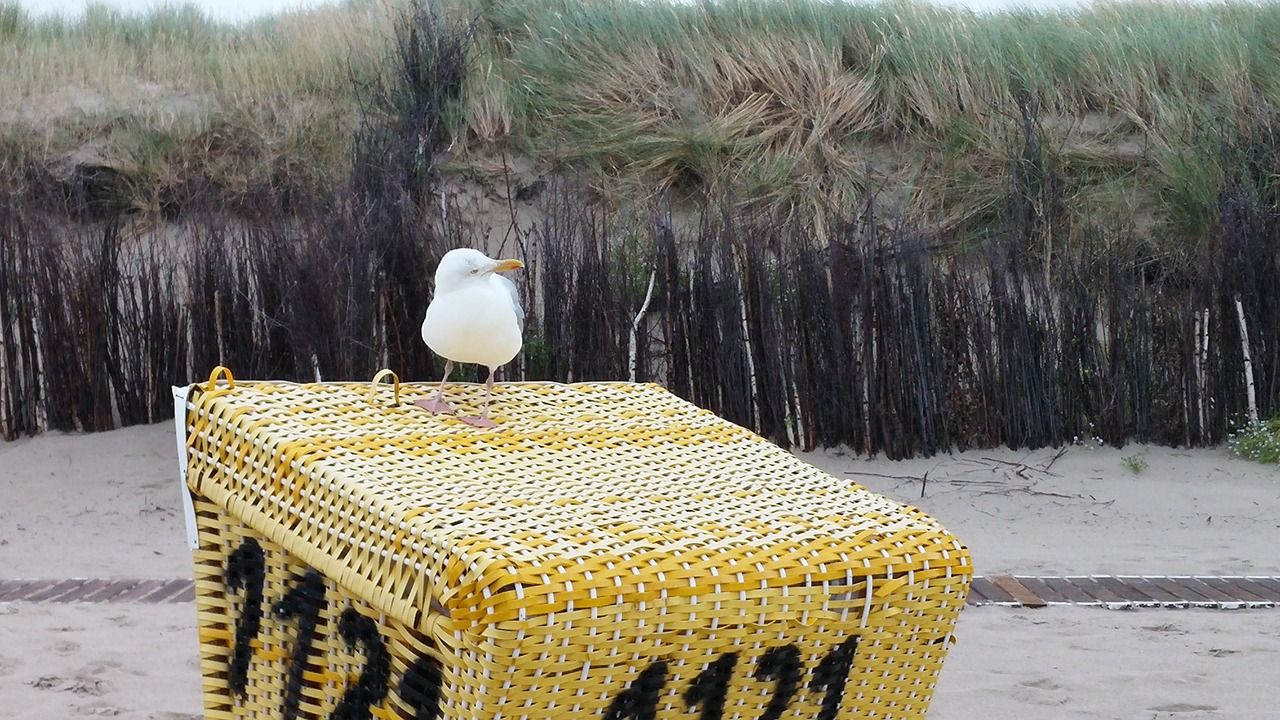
[2,421,1278,719]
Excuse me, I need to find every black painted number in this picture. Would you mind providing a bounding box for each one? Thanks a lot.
[604,660,668,720]
[224,539,265,697]
[812,636,859,720]
[274,569,326,720]
[754,645,803,720]
[332,608,391,720]
[604,637,860,720]
[684,653,737,720]
[399,655,446,720]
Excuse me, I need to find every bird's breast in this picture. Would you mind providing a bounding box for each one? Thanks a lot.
[421,285,523,367]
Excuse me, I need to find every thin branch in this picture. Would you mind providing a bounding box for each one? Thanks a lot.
[629,269,656,383]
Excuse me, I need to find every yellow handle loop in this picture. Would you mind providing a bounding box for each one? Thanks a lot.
[205,366,236,396]
[368,369,402,408]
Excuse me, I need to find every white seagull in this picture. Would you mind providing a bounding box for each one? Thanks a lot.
[417,248,524,427]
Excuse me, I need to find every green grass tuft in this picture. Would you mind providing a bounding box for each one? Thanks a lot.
[1121,451,1150,475]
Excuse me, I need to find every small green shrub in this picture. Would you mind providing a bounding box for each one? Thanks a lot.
[1122,452,1149,475]
[1228,418,1280,464]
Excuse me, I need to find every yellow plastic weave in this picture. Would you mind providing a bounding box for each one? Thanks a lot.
[182,372,971,720]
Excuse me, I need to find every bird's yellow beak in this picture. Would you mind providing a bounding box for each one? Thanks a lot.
[494,258,524,273]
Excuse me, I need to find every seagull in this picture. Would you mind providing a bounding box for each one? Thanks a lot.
[417,248,524,427]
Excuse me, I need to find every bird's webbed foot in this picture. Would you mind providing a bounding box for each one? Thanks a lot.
[415,395,456,414]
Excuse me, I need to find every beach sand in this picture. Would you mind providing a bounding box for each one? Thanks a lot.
[2,421,1278,719]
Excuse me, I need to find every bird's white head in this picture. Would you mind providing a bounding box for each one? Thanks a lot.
[434,248,524,294]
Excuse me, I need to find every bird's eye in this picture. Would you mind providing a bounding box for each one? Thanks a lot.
[470,267,480,275]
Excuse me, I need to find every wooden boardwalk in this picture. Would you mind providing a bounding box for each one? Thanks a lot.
[2,576,1279,609]
[0,578,194,604]
[968,575,1280,609]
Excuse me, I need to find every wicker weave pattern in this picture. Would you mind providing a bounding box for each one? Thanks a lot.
[183,375,970,719]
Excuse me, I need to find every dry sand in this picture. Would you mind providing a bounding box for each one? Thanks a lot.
[2,421,1278,719]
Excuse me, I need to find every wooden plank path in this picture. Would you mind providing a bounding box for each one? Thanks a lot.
[966,576,1280,609]
[2,576,1279,609]
[0,578,194,604]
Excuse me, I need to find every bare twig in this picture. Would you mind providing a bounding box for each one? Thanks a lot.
[845,470,929,482]
[1040,446,1069,472]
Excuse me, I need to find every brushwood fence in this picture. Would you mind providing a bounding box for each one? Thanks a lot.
[1,176,1276,458]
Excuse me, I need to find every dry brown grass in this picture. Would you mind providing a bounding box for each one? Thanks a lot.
[0,0,393,205]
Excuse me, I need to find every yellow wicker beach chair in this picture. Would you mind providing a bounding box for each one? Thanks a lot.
[177,367,970,720]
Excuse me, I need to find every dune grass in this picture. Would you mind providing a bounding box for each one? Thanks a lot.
[470,0,1280,241]
[0,0,393,209]
[1,0,1278,250]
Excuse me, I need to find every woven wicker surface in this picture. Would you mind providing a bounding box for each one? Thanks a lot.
[182,370,971,719]
[194,497,452,720]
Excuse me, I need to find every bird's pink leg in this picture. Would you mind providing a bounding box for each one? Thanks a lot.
[459,367,499,428]
[415,360,456,414]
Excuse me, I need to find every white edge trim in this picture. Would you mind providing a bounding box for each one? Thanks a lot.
[172,385,199,550]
